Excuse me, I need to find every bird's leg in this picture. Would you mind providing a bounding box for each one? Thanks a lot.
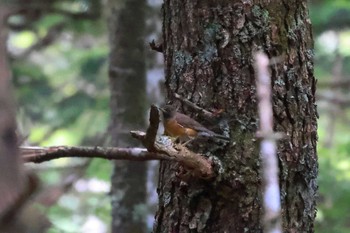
[173,136,181,143]
[181,137,194,147]
[164,134,180,143]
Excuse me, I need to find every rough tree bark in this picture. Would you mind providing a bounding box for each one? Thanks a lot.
[108,0,148,232]
[154,1,317,233]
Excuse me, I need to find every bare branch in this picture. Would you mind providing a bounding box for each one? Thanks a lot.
[21,146,169,163]
[22,106,214,179]
[254,52,282,233]
[317,78,350,89]
[21,143,213,179]
[144,105,159,151]
[45,9,100,20]
[316,91,350,107]
[174,93,215,119]
[149,40,163,53]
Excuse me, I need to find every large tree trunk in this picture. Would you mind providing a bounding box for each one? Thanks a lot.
[154,1,317,232]
[108,0,147,232]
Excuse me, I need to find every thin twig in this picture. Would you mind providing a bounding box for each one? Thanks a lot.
[254,52,282,233]
[174,93,214,119]
[149,40,163,53]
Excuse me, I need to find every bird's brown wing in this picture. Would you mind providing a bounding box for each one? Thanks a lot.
[174,113,214,134]
[175,112,230,141]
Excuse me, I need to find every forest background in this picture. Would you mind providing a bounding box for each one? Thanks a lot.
[2,0,350,232]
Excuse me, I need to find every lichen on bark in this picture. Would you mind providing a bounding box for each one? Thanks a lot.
[154,1,317,233]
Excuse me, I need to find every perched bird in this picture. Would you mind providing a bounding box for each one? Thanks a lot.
[159,105,230,142]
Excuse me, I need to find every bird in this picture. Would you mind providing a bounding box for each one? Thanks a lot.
[158,105,230,142]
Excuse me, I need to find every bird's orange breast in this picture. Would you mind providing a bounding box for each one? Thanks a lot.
[164,119,198,137]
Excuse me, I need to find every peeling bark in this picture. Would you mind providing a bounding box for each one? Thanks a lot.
[154,1,317,232]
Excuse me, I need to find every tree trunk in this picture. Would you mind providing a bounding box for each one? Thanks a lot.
[0,4,24,216]
[0,5,29,233]
[108,0,147,232]
[154,1,317,232]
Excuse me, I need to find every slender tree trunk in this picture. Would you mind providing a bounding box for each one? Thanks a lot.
[108,0,147,232]
[0,5,29,233]
[154,1,317,232]
[0,4,23,215]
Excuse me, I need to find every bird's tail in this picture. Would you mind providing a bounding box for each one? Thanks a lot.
[198,131,230,141]
[212,133,231,141]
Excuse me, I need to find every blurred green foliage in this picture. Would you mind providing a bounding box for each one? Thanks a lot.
[317,124,350,232]
[9,1,112,232]
[311,0,350,34]
[310,0,350,232]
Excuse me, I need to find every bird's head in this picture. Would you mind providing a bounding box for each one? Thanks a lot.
[159,105,177,120]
